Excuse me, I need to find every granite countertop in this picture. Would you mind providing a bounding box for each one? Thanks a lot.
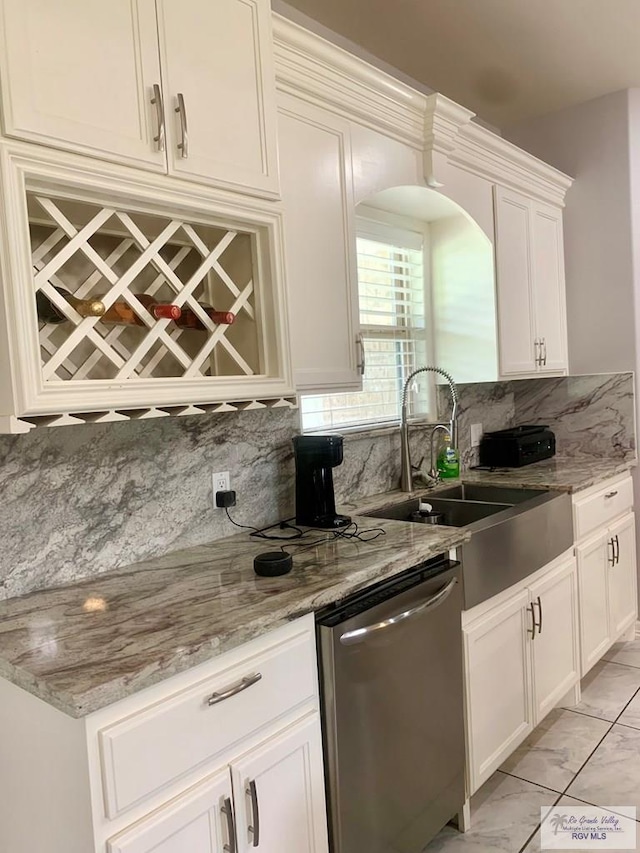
[0,516,468,718]
[0,454,634,719]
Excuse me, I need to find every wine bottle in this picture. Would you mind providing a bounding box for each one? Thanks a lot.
[36,287,105,324]
[101,294,182,326]
[174,305,236,330]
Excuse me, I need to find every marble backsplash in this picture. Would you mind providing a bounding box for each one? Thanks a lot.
[337,371,636,502]
[0,372,634,599]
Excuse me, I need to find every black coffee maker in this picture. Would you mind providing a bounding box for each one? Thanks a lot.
[292,435,351,528]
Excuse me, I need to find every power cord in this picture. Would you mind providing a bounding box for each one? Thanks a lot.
[224,508,386,554]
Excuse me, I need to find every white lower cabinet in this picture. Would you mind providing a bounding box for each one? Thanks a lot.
[576,532,613,673]
[107,770,231,853]
[577,511,637,674]
[573,475,637,676]
[528,557,580,721]
[0,615,329,853]
[108,716,326,853]
[231,716,327,853]
[607,512,637,639]
[463,551,578,795]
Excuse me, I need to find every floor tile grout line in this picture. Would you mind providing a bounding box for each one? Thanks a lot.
[562,711,626,793]
[612,683,640,724]
[498,769,566,798]
[560,706,618,724]
[515,792,563,853]
[561,793,640,824]
[602,657,640,670]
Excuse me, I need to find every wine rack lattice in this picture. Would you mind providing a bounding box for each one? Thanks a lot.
[29,193,260,383]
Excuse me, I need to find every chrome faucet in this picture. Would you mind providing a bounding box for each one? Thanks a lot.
[400,366,459,492]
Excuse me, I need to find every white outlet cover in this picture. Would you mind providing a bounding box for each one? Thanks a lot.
[212,471,231,500]
[470,423,483,447]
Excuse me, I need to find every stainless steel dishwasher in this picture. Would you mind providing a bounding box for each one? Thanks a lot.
[316,555,464,853]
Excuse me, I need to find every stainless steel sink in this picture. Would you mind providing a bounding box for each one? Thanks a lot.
[366,496,513,528]
[363,485,574,608]
[431,483,548,504]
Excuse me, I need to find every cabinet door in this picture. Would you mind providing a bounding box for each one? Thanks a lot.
[531,202,568,373]
[608,512,638,638]
[107,769,233,853]
[576,532,610,675]
[231,714,329,853]
[529,555,579,722]
[278,95,361,393]
[464,589,533,794]
[0,0,164,170]
[493,186,537,376]
[157,0,279,197]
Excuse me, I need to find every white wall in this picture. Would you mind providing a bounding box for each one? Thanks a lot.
[507,90,640,602]
[506,89,636,376]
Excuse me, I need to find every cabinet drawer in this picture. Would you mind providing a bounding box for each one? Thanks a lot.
[573,475,634,540]
[99,631,317,819]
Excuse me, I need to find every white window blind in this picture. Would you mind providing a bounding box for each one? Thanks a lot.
[301,222,431,431]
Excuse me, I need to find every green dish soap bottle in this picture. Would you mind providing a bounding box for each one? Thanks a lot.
[437,435,460,479]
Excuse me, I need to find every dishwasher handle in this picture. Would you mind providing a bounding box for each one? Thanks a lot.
[339,577,458,645]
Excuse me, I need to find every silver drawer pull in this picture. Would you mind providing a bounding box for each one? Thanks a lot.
[247,779,260,847]
[175,92,189,158]
[605,490,618,499]
[222,797,237,853]
[151,83,165,152]
[207,673,262,706]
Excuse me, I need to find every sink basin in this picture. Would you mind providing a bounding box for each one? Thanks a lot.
[431,483,546,505]
[366,496,513,528]
[363,485,574,608]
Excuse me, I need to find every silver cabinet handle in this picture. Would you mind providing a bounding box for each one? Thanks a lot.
[614,534,620,565]
[605,490,618,499]
[246,779,260,847]
[542,338,547,366]
[340,577,457,645]
[608,538,616,567]
[222,797,237,853]
[207,673,262,706]
[175,92,189,158]
[536,595,542,635]
[356,333,365,375]
[534,339,541,366]
[527,602,537,639]
[151,83,165,152]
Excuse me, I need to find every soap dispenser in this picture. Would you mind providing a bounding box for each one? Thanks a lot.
[437,435,460,479]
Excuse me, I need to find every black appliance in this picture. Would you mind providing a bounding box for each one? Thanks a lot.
[293,434,351,528]
[479,424,556,468]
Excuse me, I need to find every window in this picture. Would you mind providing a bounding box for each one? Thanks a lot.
[301,214,433,431]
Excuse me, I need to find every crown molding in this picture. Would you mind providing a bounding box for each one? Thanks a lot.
[453,122,573,206]
[272,14,426,148]
[272,13,573,205]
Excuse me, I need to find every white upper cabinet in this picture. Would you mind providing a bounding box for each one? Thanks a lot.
[0,0,279,197]
[494,186,568,378]
[530,201,568,373]
[156,0,279,196]
[492,188,536,375]
[0,0,164,170]
[278,94,361,393]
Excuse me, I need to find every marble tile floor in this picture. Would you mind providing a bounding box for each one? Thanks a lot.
[424,642,640,853]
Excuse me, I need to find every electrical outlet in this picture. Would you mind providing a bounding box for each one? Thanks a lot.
[470,423,483,448]
[212,471,231,506]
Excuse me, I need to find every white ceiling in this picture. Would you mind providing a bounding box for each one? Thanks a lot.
[275,0,640,129]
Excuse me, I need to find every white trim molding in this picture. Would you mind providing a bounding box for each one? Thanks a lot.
[273,13,573,206]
